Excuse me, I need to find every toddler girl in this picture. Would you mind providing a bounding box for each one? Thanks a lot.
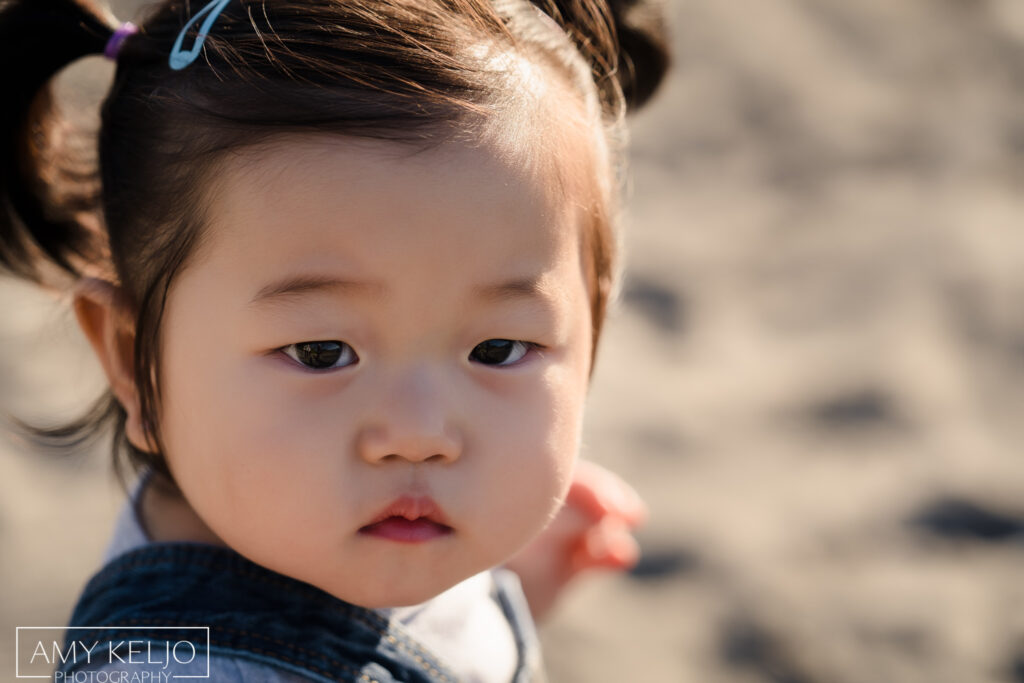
[0,0,668,680]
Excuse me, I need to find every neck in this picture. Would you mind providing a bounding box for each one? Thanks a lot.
[139,472,226,547]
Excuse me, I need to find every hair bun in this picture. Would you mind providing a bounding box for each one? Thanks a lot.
[530,0,670,112]
[607,0,670,109]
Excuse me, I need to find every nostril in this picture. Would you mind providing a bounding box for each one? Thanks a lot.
[374,452,448,464]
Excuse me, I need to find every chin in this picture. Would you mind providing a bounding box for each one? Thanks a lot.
[342,581,450,609]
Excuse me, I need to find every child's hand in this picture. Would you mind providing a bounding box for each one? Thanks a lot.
[502,460,648,622]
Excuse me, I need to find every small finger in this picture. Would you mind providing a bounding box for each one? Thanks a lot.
[567,461,649,525]
[571,519,641,572]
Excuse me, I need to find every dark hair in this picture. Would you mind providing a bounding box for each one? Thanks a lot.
[0,0,669,485]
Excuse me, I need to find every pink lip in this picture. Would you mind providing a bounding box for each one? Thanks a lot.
[359,496,453,544]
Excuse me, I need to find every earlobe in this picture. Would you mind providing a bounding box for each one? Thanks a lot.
[72,277,154,453]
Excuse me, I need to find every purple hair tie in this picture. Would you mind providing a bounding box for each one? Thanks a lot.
[104,22,138,61]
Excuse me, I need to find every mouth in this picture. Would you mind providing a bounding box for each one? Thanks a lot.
[358,496,453,544]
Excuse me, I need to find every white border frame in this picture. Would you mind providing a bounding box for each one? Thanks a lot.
[15,626,211,679]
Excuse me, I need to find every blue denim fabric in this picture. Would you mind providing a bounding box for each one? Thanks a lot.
[58,543,544,682]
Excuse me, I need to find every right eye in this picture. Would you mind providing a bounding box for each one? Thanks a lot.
[281,341,358,371]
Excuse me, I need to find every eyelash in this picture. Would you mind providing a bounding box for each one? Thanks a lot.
[280,341,358,371]
[278,339,542,371]
[468,339,540,367]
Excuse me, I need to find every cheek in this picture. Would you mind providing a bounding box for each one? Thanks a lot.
[537,363,588,477]
[157,359,351,551]
[156,335,240,512]
[471,362,588,543]
[155,306,312,525]
[500,277,592,507]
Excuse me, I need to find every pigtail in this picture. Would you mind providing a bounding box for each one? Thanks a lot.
[530,0,670,111]
[0,0,116,285]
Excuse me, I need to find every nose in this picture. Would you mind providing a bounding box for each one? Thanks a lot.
[356,366,463,465]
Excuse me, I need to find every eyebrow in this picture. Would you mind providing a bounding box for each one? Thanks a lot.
[249,274,383,306]
[249,273,550,307]
[472,276,550,304]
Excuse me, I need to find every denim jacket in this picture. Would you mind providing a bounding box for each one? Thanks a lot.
[58,542,545,682]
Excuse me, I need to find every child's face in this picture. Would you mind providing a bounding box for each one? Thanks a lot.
[154,134,595,607]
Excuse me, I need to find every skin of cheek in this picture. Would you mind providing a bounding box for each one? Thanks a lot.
[457,360,585,554]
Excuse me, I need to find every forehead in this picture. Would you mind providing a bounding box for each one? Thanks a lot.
[476,55,610,213]
[189,133,588,290]
[184,43,611,276]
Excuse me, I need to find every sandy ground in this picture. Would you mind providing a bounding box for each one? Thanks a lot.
[4,0,1024,681]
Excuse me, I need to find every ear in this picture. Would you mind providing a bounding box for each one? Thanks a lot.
[73,277,154,453]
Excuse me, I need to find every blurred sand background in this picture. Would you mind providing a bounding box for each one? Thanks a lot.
[4,0,1024,681]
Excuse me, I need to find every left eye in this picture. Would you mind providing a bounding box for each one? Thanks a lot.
[281,341,358,370]
[469,339,535,366]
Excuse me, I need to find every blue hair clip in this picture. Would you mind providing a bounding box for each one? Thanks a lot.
[169,0,232,70]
